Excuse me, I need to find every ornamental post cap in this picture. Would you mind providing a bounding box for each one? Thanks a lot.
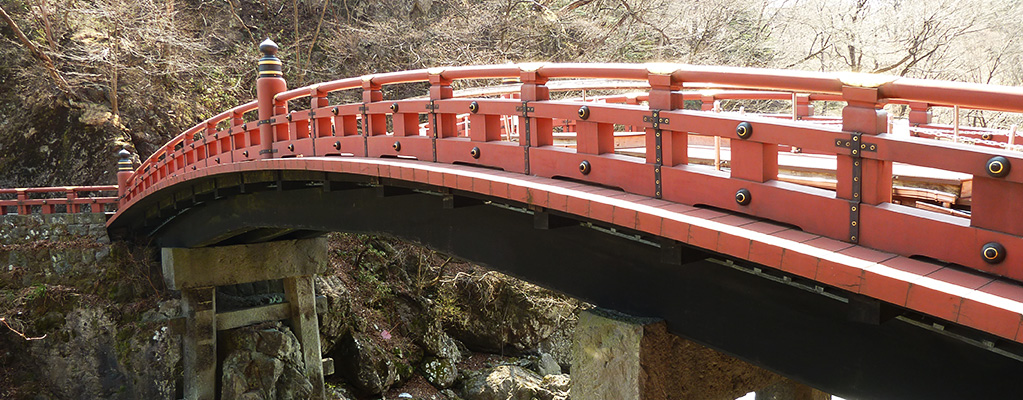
[259,38,279,56]
[118,149,131,160]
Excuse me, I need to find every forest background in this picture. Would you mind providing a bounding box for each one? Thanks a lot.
[0,0,1020,187]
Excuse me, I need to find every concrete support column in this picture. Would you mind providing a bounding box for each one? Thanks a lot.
[284,275,325,399]
[182,286,217,400]
[571,308,786,400]
[163,238,328,399]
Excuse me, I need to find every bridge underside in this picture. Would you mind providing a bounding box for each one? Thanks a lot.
[110,170,1023,399]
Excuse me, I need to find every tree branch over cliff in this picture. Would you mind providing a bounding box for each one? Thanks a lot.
[0,5,75,98]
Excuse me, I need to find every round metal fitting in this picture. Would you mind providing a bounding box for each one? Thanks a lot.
[982,133,992,141]
[334,141,341,150]
[579,160,592,175]
[259,38,279,56]
[469,101,479,114]
[986,156,1011,178]
[242,150,249,157]
[578,105,590,120]
[390,102,399,113]
[286,113,292,121]
[470,146,481,159]
[393,141,401,151]
[982,242,1006,264]
[735,188,752,206]
[331,107,339,115]
[736,121,753,140]
[215,157,221,164]
[288,144,294,152]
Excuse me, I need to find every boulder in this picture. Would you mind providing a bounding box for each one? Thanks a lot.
[315,274,356,355]
[542,374,571,393]
[441,271,579,354]
[536,352,562,376]
[420,356,458,388]
[220,322,313,400]
[462,365,568,400]
[333,330,413,395]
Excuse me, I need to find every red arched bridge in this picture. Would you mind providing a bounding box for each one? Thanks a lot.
[6,41,1023,398]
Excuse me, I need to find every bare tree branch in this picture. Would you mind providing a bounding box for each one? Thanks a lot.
[0,5,74,97]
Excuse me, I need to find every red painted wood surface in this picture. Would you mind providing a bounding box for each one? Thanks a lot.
[98,63,1023,344]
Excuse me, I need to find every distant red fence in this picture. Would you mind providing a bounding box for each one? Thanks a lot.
[0,186,118,215]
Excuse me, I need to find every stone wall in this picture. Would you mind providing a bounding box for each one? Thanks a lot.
[1,214,111,284]
[0,213,180,400]
[1,213,110,245]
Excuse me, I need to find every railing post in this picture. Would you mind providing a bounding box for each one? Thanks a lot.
[794,94,813,119]
[839,83,892,243]
[15,189,27,215]
[519,64,552,147]
[256,39,286,160]
[65,188,79,214]
[310,86,330,139]
[361,76,385,136]
[428,68,456,138]
[117,149,134,208]
[908,102,931,125]
[700,94,715,111]
[646,66,685,167]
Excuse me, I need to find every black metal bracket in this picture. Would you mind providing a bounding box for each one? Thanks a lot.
[835,133,877,156]
[643,111,670,129]
[846,132,865,243]
[359,103,369,155]
[651,110,665,198]
[519,101,532,174]
[428,100,439,162]
[258,148,279,155]
[257,119,274,125]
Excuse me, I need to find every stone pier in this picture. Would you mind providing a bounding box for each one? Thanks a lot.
[571,308,831,400]
[162,237,329,400]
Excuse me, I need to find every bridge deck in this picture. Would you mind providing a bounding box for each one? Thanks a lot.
[107,156,1023,346]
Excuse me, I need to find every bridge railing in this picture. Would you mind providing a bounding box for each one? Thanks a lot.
[0,186,118,215]
[119,59,1023,283]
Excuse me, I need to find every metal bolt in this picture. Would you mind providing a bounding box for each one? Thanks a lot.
[579,160,592,175]
[736,121,753,139]
[986,156,1011,178]
[578,106,590,120]
[982,242,1006,264]
[735,188,752,206]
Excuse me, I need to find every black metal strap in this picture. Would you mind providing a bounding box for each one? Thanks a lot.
[518,101,533,174]
[360,103,369,155]
[847,132,864,243]
[650,110,665,198]
[429,100,438,162]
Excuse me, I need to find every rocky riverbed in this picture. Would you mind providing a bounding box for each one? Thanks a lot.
[0,215,583,399]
